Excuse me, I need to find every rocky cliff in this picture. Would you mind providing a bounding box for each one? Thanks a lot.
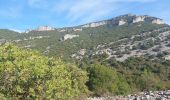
[24,14,165,33]
[80,14,165,28]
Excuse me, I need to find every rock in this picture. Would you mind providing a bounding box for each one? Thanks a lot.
[164,55,170,60]
[82,21,107,28]
[73,28,82,32]
[152,19,165,24]
[36,26,55,31]
[58,29,67,32]
[87,90,170,100]
[61,34,79,41]
[133,16,146,23]
[78,49,86,56]
[118,19,126,25]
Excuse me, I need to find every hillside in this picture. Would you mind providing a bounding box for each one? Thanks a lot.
[0,14,170,99]
[0,29,19,44]
[0,14,170,61]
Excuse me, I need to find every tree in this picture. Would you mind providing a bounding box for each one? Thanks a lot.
[138,69,160,91]
[0,44,88,99]
[86,63,130,96]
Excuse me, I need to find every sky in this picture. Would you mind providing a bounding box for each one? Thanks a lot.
[0,0,169,32]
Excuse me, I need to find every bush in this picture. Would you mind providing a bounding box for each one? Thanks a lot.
[86,63,130,96]
[86,56,170,94]
[0,44,88,99]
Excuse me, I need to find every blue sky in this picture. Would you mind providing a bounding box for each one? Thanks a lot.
[0,0,169,32]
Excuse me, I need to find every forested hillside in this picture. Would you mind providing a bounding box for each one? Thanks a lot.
[0,14,170,99]
[0,44,169,99]
[0,14,169,61]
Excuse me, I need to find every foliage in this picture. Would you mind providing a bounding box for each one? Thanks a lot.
[9,23,166,60]
[0,20,170,97]
[0,44,88,99]
[78,56,170,96]
[0,29,19,39]
[86,63,130,96]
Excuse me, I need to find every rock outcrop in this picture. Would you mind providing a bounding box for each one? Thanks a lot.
[58,29,67,32]
[133,16,146,23]
[80,14,165,28]
[164,55,170,60]
[73,28,82,32]
[82,21,107,28]
[117,19,126,25]
[152,19,165,24]
[36,26,55,31]
[23,14,166,33]
[60,34,79,41]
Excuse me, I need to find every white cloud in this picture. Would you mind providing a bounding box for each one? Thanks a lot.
[52,0,157,24]
[25,0,157,24]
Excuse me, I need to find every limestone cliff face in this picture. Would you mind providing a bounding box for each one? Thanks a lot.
[36,26,55,31]
[80,14,165,28]
[132,15,164,25]
[73,28,82,31]
[152,19,165,24]
[26,14,166,33]
[133,16,146,23]
[81,19,127,28]
[29,14,166,33]
[117,19,126,26]
[60,34,79,41]
[82,21,107,28]
[24,14,166,33]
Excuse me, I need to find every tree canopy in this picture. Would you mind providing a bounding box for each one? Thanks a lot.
[0,44,88,99]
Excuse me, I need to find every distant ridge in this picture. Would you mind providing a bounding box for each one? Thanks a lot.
[24,14,166,33]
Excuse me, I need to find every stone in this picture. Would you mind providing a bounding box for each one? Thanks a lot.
[82,21,107,28]
[36,26,55,31]
[73,28,82,32]
[61,34,79,41]
[164,55,170,60]
[78,49,86,56]
[87,90,170,100]
[133,16,146,23]
[152,19,165,24]
[118,19,126,25]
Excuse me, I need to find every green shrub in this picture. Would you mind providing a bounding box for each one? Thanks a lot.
[0,44,88,99]
[86,63,130,96]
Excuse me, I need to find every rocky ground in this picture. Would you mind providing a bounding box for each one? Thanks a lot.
[88,90,170,100]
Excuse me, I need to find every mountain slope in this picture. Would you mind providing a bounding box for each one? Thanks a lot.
[0,29,19,39]
[0,29,19,45]
[1,14,170,61]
